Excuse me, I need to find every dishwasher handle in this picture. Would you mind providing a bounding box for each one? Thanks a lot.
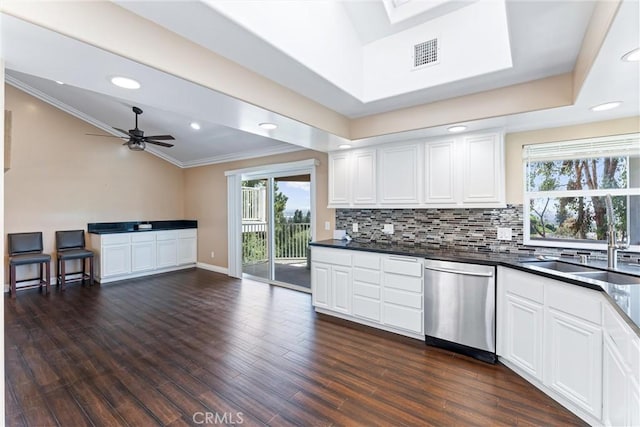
[425,265,494,278]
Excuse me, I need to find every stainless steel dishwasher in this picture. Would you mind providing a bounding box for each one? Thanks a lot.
[424,259,496,363]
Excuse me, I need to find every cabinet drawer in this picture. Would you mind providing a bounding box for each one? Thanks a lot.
[383,304,423,334]
[157,231,178,241]
[500,267,544,304]
[546,282,601,325]
[353,281,380,299]
[354,253,381,269]
[353,267,380,285]
[178,228,197,238]
[384,273,422,293]
[353,296,381,322]
[312,248,352,266]
[383,256,423,277]
[101,234,130,245]
[131,232,155,243]
[384,288,422,309]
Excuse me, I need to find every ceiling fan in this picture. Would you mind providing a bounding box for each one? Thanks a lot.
[87,106,175,151]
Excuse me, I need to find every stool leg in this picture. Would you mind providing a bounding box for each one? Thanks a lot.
[89,257,94,286]
[10,264,16,298]
[45,261,50,295]
[60,259,66,291]
[82,258,86,285]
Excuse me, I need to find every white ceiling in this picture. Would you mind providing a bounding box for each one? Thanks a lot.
[2,0,639,167]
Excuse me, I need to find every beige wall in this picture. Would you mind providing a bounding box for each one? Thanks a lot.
[4,85,186,259]
[184,150,334,269]
[504,116,640,204]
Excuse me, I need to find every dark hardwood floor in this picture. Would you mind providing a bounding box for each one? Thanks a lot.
[5,268,587,426]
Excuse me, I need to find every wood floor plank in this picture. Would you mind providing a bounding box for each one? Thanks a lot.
[5,268,588,426]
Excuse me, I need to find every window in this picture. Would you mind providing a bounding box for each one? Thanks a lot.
[523,134,640,250]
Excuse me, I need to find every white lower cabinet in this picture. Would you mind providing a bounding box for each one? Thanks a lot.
[131,233,156,273]
[311,247,423,339]
[102,243,131,278]
[544,307,602,419]
[311,262,331,309]
[498,266,639,426]
[331,266,352,314]
[177,229,198,265]
[91,229,197,283]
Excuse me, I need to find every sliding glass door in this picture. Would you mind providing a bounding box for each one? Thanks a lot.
[241,174,312,289]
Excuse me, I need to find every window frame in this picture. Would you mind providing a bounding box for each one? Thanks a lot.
[522,133,640,252]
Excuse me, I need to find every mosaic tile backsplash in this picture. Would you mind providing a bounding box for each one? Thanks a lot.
[336,205,640,264]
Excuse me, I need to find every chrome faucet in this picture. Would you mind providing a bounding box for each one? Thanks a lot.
[605,194,629,269]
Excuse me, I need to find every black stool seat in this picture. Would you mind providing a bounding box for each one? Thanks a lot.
[58,249,94,261]
[7,232,51,297]
[56,230,94,290]
[10,253,52,265]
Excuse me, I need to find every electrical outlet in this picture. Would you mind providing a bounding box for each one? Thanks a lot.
[324,221,331,231]
[352,223,359,232]
[497,227,512,241]
[383,224,394,234]
[211,251,215,258]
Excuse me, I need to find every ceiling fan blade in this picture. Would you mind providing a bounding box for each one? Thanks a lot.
[146,140,174,148]
[145,135,175,141]
[86,133,125,138]
[113,127,131,136]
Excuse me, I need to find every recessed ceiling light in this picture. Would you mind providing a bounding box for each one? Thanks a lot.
[590,101,622,112]
[338,144,352,149]
[110,76,141,90]
[621,48,640,62]
[259,122,278,130]
[190,122,201,130]
[55,80,64,85]
[448,125,467,133]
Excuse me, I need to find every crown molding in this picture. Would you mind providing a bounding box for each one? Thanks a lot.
[181,144,306,168]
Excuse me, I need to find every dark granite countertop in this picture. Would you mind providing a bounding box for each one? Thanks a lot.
[310,239,640,336]
[88,220,197,234]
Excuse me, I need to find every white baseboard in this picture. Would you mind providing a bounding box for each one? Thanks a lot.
[196,262,229,275]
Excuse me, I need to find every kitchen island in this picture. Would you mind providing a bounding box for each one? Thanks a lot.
[310,239,640,426]
[88,220,197,283]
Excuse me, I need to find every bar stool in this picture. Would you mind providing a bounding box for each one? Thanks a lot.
[56,230,94,291]
[8,232,51,298]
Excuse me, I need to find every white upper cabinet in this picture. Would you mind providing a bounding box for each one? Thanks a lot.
[424,139,457,205]
[462,133,504,204]
[328,130,505,208]
[379,143,420,205]
[352,149,377,205]
[328,151,350,205]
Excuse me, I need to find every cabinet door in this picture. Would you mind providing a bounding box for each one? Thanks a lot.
[102,244,131,277]
[424,139,457,204]
[544,309,602,419]
[328,152,350,205]
[352,149,377,205]
[379,144,419,205]
[311,262,331,309]
[331,266,352,314]
[462,133,503,204]
[602,334,629,427]
[504,294,544,381]
[131,242,156,273]
[156,239,178,268]
[177,237,197,265]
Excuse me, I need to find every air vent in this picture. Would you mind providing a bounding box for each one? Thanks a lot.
[413,38,439,69]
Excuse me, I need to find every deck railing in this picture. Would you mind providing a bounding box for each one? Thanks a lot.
[242,186,266,222]
[242,222,311,264]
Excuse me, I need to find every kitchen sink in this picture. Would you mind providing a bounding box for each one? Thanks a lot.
[572,271,640,285]
[523,261,596,273]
